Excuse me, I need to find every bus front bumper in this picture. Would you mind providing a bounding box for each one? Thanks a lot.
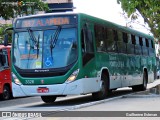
[12,78,101,97]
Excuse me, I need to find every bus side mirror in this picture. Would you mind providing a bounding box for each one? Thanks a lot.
[4,34,8,46]
[3,27,13,46]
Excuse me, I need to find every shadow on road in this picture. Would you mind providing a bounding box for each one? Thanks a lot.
[25,89,133,108]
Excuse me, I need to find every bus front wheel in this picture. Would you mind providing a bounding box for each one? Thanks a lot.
[92,74,109,100]
[41,96,57,103]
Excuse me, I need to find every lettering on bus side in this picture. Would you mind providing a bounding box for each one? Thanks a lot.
[109,61,125,68]
[109,55,124,68]
[109,56,117,61]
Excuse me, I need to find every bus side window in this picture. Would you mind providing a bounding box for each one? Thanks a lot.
[86,30,94,53]
[127,34,135,54]
[123,32,128,53]
[142,38,148,56]
[139,37,143,55]
[2,49,9,68]
[146,38,149,56]
[81,29,85,54]
[107,29,116,52]
[81,23,94,66]
[146,38,149,47]
[135,36,141,55]
[149,39,155,56]
[0,49,9,70]
[117,31,127,53]
[94,25,107,52]
[82,27,94,53]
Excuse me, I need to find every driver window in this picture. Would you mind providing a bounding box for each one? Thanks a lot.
[81,25,94,54]
[0,49,9,70]
[81,23,95,66]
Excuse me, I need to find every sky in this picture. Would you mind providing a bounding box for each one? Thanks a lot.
[72,0,150,34]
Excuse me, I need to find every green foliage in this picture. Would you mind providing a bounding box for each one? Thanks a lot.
[0,24,12,44]
[118,0,160,40]
[0,0,49,44]
[0,0,49,19]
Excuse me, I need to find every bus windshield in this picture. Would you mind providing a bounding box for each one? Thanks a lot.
[13,27,78,69]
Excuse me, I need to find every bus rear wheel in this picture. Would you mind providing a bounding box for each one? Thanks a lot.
[92,74,109,100]
[41,96,57,103]
[1,86,11,100]
[132,71,147,91]
[140,71,147,91]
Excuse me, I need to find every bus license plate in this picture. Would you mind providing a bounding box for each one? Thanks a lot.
[37,88,49,93]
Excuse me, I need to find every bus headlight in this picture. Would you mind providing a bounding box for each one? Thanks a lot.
[66,69,80,83]
[12,73,22,85]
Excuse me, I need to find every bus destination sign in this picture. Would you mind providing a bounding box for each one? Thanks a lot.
[16,15,77,28]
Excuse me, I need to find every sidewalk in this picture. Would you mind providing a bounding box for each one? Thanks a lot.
[45,79,160,120]
[12,79,160,120]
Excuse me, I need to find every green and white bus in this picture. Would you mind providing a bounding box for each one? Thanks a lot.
[4,13,156,103]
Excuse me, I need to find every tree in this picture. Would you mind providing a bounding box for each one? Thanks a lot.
[0,24,12,44]
[117,0,160,40]
[0,0,49,20]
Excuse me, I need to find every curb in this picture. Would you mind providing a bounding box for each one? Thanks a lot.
[62,80,160,111]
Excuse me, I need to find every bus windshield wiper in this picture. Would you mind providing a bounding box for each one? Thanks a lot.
[36,34,40,58]
[27,28,37,48]
[50,26,61,59]
[27,28,40,58]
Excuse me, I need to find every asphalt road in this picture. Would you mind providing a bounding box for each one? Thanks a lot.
[0,79,160,120]
[0,88,133,111]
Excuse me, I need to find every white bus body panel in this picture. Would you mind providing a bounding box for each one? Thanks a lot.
[12,78,101,97]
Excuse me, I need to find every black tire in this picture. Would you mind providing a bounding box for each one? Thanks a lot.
[1,86,11,100]
[132,71,147,91]
[141,71,147,91]
[41,96,57,103]
[92,74,109,100]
